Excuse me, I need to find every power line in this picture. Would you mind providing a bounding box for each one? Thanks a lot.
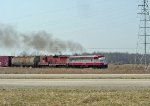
[87,48,136,50]
[137,0,150,71]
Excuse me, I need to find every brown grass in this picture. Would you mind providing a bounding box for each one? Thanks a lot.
[0,64,149,74]
[0,89,150,106]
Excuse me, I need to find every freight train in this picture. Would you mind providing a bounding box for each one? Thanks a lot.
[0,55,108,68]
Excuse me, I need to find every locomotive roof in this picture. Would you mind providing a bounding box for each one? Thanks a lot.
[69,55,104,58]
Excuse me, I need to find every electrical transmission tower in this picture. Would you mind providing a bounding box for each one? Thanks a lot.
[137,0,150,71]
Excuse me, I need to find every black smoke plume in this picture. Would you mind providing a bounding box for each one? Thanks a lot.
[0,23,84,54]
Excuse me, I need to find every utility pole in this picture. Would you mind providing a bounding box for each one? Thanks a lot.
[137,0,150,71]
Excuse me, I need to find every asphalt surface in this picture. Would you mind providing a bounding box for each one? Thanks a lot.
[0,79,150,89]
[0,74,150,79]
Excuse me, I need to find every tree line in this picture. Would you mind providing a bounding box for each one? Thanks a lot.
[82,52,150,64]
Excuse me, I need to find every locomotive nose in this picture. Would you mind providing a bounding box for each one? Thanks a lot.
[99,57,107,65]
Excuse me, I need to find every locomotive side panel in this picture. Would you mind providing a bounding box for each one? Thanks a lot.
[47,56,68,67]
[59,57,68,65]
[38,56,49,66]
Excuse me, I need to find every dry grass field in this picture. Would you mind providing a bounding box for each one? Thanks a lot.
[0,65,149,106]
[0,89,150,106]
[0,64,149,74]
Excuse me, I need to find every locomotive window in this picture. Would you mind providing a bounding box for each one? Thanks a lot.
[69,59,73,61]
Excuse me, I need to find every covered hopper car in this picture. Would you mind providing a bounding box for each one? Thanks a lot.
[11,56,40,67]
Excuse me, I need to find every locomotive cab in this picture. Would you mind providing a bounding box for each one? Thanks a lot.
[98,57,108,68]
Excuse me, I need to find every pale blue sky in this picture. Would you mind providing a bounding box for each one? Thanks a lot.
[0,0,141,55]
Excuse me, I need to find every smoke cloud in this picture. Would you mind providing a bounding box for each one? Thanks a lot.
[0,24,19,48]
[0,24,84,54]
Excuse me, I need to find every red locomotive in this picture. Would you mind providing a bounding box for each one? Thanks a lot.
[38,55,68,67]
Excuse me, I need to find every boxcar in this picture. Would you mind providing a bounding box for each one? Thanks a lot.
[68,55,108,68]
[12,56,40,67]
[0,56,12,67]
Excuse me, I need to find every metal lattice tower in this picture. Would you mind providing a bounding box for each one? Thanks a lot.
[137,0,150,71]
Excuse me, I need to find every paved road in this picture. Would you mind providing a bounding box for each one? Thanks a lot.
[1,74,150,79]
[0,79,150,89]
